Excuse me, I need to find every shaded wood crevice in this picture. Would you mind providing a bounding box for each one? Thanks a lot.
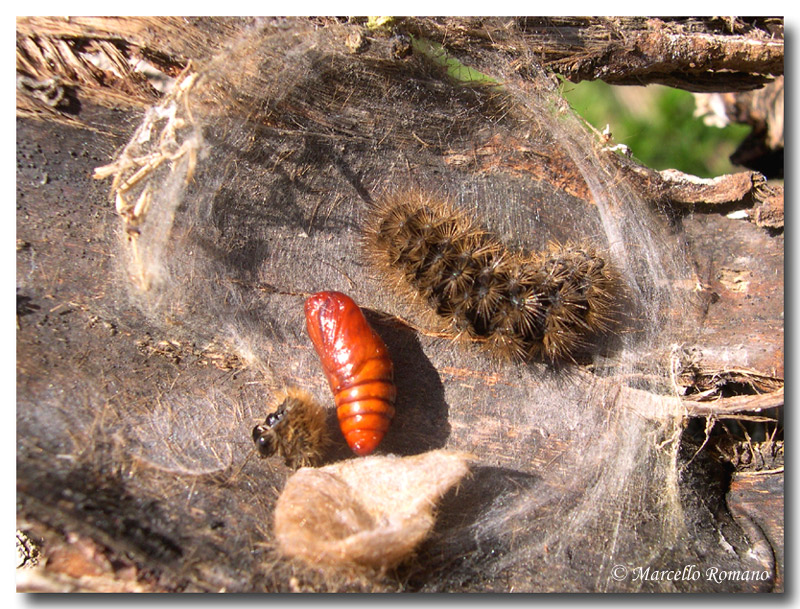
[671,347,784,417]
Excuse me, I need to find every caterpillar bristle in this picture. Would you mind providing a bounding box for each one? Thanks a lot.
[363,189,624,364]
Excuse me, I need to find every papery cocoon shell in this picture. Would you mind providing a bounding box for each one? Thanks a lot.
[273,450,472,569]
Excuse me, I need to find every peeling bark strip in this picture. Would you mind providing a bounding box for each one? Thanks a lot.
[682,387,784,417]
[659,169,765,205]
[410,16,783,92]
[656,169,784,228]
[555,21,783,91]
[15,16,253,119]
[610,154,784,229]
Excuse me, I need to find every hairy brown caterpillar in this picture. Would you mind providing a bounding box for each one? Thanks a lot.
[252,388,330,469]
[363,189,622,363]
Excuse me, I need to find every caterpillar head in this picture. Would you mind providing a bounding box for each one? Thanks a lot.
[252,410,285,458]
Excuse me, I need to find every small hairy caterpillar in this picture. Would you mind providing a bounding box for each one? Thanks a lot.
[305,291,397,456]
[252,388,330,469]
[363,189,622,363]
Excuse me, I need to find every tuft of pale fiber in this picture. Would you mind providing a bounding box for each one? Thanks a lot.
[273,450,472,570]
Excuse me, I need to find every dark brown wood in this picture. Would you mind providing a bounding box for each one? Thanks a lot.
[16,17,783,117]
[718,76,784,176]
[728,471,784,593]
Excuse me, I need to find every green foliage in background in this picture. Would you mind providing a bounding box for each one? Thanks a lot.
[560,79,751,178]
